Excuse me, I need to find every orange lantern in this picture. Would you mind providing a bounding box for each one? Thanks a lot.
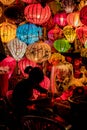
[0,0,15,5]
[24,3,51,25]
[67,11,82,28]
[0,22,17,43]
[26,41,51,63]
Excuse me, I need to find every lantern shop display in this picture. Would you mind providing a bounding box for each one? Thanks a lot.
[18,57,38,77]
[0,22,17,43]
[63,25,76,43]
[80,5,87,26]
[7,38,27,61]
[0,0,15,5]
[24,3,51,25]
[16,23,42,45]
[26,41,51,63]
[53,38,71,53]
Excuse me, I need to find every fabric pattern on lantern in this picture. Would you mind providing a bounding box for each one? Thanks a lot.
[25,41,51,63]
[0,22,17,43]
[53,38,71,53]
[80,5,87,26]
[24,3,51,25]
[7,38,27,61]
[16,23,42,45]
[0,0,15,5]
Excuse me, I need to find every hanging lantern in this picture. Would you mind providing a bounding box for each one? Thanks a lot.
[78,0,87,10]
[24,3,51,25]
[48,25,63,41]
[76,25,87,44]
[0,0,15,5]
[16,23,42,45]
[26,41,51,63]
[0,56,16,79]
[0,22,17,43]
[7,38,27,61]
[67,11,82,28]
[53,11,68,27]
[21,0,37,4]
[18,57,38,77]
[63,25,76,43]
[53,38,71,53]
[80,5,87,26]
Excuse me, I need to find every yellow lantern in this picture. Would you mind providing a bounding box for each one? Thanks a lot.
[0,22,17,43]
[0,0,15,5]
[63,25,76,43]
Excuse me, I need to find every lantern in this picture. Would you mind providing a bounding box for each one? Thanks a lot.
[0,56,16,79]
[0,0,15,5]
[21,0,37,4]
[67,11,82,28]
[78,0,87,10]
[26,41,51,63]
[80,5,87,26]
[0,22,17,43]
[16,23,42,45]
[24,3,51,25]
[7,38,27,61]
[53,11,68,27]
[53,38,71,53]
[63,25,76,43]
[18,57,38,77]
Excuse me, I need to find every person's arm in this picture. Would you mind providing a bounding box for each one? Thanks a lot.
[35,84,48,94]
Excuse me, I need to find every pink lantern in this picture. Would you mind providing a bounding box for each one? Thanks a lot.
[18,57,38,77]
[53,11,68,27]
[0,56,16,79]
[24,3,51,25]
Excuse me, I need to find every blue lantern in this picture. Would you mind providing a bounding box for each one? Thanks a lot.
[16,23,42,45]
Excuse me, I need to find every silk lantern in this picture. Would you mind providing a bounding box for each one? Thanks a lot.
[63,25,76,43]
[0,56,16,79]
[16,23,42,45]
[24,3,51,25]
[21,0,37,3]
[7,38,27,61]
[0,22,17,43]
[53,11,68,27]
[67,11,82,28]
[26,41,51,63]
[80,5,87,26]
[0,0,15,5]
[54,38,71,53]
[18,57,38,77]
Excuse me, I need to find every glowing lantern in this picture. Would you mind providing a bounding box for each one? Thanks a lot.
[53,38,71,53]
[76,25,87,44]
[48,25,63,41]
[7,38,27,61]
[63,25,76,43]
[0,56,16,79]
[78,0,87,10]
[21,0,37,4]
[53,11,68,27]
[18,57,38,77]
[26,41,51,63]
[16,23,42,45]
[24,3,51,25]
[80,5,87,26]
[0,22,16,43]
[67,11,82,28]
[0,0,15,5]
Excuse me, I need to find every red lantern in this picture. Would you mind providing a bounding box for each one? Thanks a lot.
[53,11,68,27]
[80,5,87,26]
[24,3,51,25]
[21,0,37,4]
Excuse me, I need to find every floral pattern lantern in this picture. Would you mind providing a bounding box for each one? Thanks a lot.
[0,22,17,43]
[7,38,27,61]
[18,57,38,77]
[63,25,76,43]
[53,38,71,53]
[24,3,51,25]
[26,41,51,63]
[53,11,68,27]
[16,23,42,45]
[0,0,15,5]
[80,5,87,26]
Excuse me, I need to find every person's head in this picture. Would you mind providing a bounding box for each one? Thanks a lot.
[29,67,44,83]
[24,66,33,74]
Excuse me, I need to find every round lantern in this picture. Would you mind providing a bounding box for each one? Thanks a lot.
[67,11,82,28]
[7,38,27,61]
[63,25,76,43]
[16,23,42,45]
[18,57,38,77]
[21,0,37,4]
[24,3,51,25]
[0,0,15,5]
[53,11,68,27]
[0,22,17,43]
[80,5,87,26]
[0,56,16,79]
[53,38,71,53]
[26,41,51,63]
